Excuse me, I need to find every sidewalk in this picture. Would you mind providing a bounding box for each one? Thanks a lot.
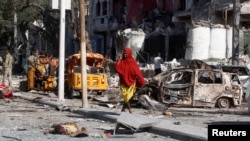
[13,91,208,141]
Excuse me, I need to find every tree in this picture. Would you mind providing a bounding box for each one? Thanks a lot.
[0,0,84,58]
[0,0,14,46]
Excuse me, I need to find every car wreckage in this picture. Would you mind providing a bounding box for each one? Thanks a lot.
[134,68,243,110]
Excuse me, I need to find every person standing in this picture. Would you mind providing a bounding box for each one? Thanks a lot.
[27,50,38,69]
[115,47,145,113]
[2,49,14,87]
[27,50,38,90]
[154,52,163,75]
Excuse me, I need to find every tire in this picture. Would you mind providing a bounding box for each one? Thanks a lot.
[217,98,230,109]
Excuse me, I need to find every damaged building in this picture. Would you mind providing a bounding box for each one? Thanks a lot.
[88,0,250,65]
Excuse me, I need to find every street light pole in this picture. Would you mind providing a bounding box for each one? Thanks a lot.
[58,0,66,101]
[79,0,88,108]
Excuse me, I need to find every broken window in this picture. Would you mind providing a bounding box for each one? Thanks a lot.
[231,74,241,85]
[222,66,249,76]
[166,71,192,84]
[198,71,222,84]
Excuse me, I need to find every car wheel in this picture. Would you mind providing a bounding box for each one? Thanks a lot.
[217,98,230,109]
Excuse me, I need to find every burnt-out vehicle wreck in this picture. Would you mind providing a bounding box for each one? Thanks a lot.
[134,68,243,110]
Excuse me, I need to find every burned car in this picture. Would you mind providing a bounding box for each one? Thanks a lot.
[134,68,243,110]
[220,65,250,101]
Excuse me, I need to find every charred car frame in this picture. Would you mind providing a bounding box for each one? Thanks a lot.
[134,68,243,110]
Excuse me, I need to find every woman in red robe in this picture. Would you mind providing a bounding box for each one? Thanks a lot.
[115,47,145,113]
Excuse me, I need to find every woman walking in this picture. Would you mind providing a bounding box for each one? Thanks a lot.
[115,47,145,113]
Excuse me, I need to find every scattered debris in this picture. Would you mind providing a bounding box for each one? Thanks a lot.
[114,112,158,135]
[162,111,173,116]
[47,92,58,98]
[32,97,43,102]
[174,122,181,125]
[0,83,13,102]
[13,126,27,131]
[12,92,21,97]
[2,135,21,141]
[138,95,168,111]
[56,105,70,111]
[44,105,51,111]
[5,109,37,112]
[95,126,114,130]
[89,132,112,138]
[107,134,136,138]
[106,104,116,108]
[151,115,164,119]
[93,95,109,102]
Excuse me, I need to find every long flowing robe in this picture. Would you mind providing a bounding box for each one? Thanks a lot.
[115,47,145,102]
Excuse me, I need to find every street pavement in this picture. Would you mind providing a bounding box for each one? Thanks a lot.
[5,75,250,141]
[0,74,208,140]
[11,88,207,141]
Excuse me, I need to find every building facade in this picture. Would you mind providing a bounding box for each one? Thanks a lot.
[88,0,250,64]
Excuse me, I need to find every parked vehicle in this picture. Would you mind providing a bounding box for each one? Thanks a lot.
[19,55,59,92]
[65,53,108,98]
[134,68,243,110]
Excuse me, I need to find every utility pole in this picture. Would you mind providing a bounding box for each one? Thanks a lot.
[232,0,240,65]
[50,0,71,101]
[58,0,66,101]
[79,0,88,108]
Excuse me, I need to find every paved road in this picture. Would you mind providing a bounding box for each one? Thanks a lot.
[0,96,176,141]
[1,75,249,141]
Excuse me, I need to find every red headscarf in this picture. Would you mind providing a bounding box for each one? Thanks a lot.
[115,47,145,87]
